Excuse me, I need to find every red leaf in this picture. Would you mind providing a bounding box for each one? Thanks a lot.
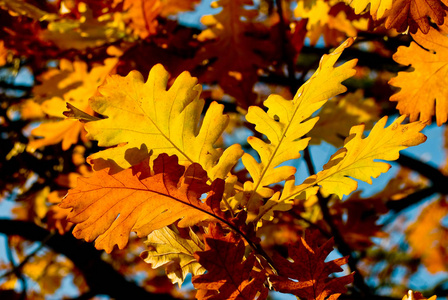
[192,223,268,300]
[269,231,354,300]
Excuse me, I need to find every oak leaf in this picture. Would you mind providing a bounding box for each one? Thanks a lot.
[59,154,226,253]
[141,227,205,287]
[406,198,448,273]
[347,0,448,33]
[27,57,118,151]
[331,195,388,250]
[85,64,243,178]
[121,0,161,39]
[39,2,126,50]
[239,38,357,219]
[269,231,354,300]
[192,223,268,300]
[389,26,448,125]
[295,1,368,46]
[308,90,380,147]
[188,0,273,108]
[384,0,448,33]
[346,0,392,19]
[281,115,426,201]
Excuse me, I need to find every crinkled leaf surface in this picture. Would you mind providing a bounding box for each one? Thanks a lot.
[239,38,357,219]
[282,115,426,201]
[269,231,354,300]
[192,223,268,300]
[59,154,226,253]
[85,64,243,177]
[389,26,448,125]
[384,0,447,33]
[141,227,205,287]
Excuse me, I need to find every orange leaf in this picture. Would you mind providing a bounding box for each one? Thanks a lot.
[269,231,354,300]
[389,26,448,125]
[192,223,268,300]
[406,198,448,273]
[60,154,226,253]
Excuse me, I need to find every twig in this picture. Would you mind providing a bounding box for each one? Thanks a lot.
[304,148,372,297]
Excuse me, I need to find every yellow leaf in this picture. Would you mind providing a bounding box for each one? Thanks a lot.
[85,64,243,179]
[240,38,357,220]
[283,115,426,200]
[345,0,392,19]
[27,56,119,151]
[308,90,381,147]
[141,227,205,287]
[295,0,368,46]
[389,26,448,126]
[0,0,57,21]
[40,3,126,50]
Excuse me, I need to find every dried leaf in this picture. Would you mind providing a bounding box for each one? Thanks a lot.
[384,0,448,33]
[192,223,268,300]
[269,231,354,300]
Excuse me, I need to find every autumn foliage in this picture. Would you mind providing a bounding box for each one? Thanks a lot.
[1,0,448,299]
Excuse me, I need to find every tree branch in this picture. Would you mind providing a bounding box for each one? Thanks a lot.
[397,153,448,194]
[0,219,178,300]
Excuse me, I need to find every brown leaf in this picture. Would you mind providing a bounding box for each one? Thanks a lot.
[384,0,448,33]
[269,231,354,300]
[192,223,268,300]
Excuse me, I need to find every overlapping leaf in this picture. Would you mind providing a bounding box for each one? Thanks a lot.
[383,0,447,33]
[269,231,354,300]
[238,38,357,218]
[281,115,426,201]
[345,0,392,19]
[192,223,268,300]
[346,0,448,33]
[26,57,118,151]
[141,227,205,287]
[59,154,226,253]
[85,64,243,177]
[389,26,448,125]
[295,1,368,46]
[189,0,273,107]
[308,90,380,147]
